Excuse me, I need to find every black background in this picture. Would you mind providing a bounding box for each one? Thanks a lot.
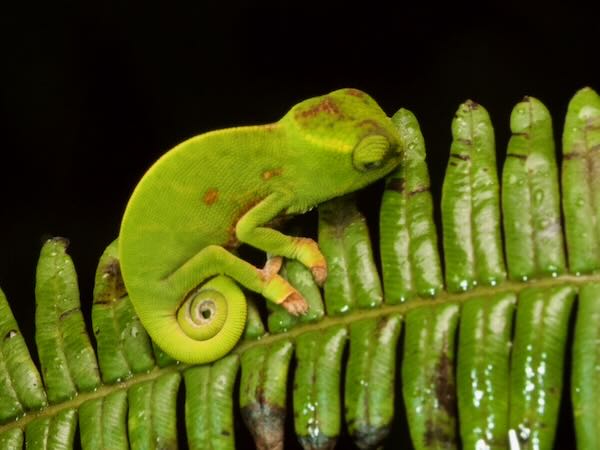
[1,2,598,448]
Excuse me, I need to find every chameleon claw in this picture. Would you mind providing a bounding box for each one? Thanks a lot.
[311,263,328,287]
[281,291,309,316]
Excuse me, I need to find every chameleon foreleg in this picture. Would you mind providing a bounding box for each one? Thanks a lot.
[236,192,328,285]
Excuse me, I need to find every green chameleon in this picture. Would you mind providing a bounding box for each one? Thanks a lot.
[119,88,404,364]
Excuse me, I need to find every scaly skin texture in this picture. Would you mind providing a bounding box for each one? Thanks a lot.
[119,88,404,363]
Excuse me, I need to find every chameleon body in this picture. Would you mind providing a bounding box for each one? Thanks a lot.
[119,88,403,363]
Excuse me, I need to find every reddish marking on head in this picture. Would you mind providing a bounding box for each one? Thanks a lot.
[261,167,283,180]
[203,188,219,205]
[345,88,365,98]
[358,118,386,133]
[296,97,342,120]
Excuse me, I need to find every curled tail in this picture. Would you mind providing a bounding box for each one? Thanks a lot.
[134,275,247,364]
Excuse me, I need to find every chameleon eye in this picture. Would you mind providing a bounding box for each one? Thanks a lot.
[352,134,391,172]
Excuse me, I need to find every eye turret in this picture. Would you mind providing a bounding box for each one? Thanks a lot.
[352,134,394,172]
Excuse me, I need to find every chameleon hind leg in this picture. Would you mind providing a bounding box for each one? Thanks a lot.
[165,244,307,314]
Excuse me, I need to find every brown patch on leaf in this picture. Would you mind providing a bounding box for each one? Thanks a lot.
[203,188,219,205]
[409,185,431,196]
[4,329,18,340]
[434,348,457,415]
[507,153,527,160]
[351,424,391,450]
[95,258,128,304]
[386,178,405,193]
[261,167,283,180]
[465,99,479,110]
[241,403,286,450]
[59,307,80,321]
[450,153,470,161]
[424,419,454,447]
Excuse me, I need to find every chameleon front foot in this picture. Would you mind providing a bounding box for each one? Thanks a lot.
[293,237,328,286]
[310,263,328,287]
[281,291,309,316]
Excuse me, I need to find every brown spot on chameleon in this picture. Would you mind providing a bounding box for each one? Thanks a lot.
[358,118,387,134]
[261,167,283,180]
[203,188,219,205]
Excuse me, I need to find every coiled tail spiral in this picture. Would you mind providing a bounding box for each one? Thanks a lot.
[141,275,247,364]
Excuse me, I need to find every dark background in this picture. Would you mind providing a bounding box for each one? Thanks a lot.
[1,2,598,448]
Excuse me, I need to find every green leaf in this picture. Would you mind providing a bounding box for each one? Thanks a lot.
[79,391,128,450]
[345,315,402,449]
[92,240,155,383]
[128,372,181,450]
[403,303,460,450]
[380,108,443,302]
[562,87,600,273]
[319,196,383,314]
[35,238,100,403]
[0,288,47,422]
[442,100,506,291]
[240,340,293,449]
[502,96,566,280]
[572,283,600,449]
[184,355,239,450]
[294,326,347,449]
[457,293,516,449]
[509,286,575,450]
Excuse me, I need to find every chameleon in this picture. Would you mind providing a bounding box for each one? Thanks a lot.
[118,88,404,364]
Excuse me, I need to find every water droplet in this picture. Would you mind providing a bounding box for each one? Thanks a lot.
[424,288,437,297]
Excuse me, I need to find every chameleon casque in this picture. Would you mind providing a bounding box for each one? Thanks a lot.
[119,88,404,364]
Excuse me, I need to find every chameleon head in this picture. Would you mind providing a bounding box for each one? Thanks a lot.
[283,88,404,199]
